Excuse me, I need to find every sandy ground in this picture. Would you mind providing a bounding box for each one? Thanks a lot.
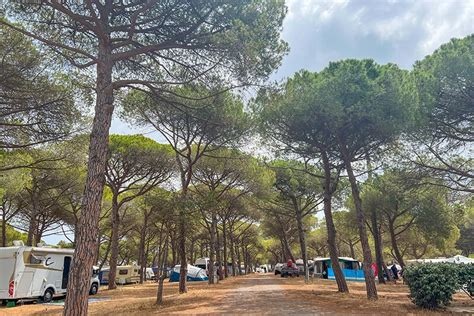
[1,273,473,315]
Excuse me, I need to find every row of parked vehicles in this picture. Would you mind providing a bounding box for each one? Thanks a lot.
[274,257,366,281]
[0,241,100,305]
[0,241,167,305]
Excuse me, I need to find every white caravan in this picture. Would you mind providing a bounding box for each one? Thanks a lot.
[0,243,100,303]
[194,257,211,275]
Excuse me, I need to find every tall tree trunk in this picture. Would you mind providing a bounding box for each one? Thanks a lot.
[236,243,242,275]
[366,153,385,284]
[27,217,36,246]
[171,235,177,267]
[229,229,237,277]
[341,152,378,300]
[64,42,115,316]
[371,212,385,284]
[295,209,309,283]
[139,212,148,284]
[216,223,224,281]
[280,240,287,262]
[1,216,6,247]
[108,195,120,290]
[388,219,405,268]
[178,171,191,294]
[189,239,195,266]
[280,226,295,262]
[321,152,349,293]
[242,244,248,274]
[98,237,112,271]
[223,221,228,278]
[156,236,169,305]
[349,242,355,259]
[208,215,217,284]
[178,211,187,293]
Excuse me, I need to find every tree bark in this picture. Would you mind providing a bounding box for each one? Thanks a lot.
[156,236,169,305]
[321,152,349,293]
[366,153,386,284]
[208,214,217,284]
[230,229,237,277]
[178,209,187,292]
[26,219,34,246]
[1,216,6,247]
[371,212,385,284]
[236,243,242,275]
[216,223,224,281]
[277,217,295,262]
[139,211,148,284]
[295,208,310,283]
[189,239,195,266]
[171,235,177,267]
[64,40,115,316]
[108,194,120,290]
[342,152,378,300]
[223,221,228,278]
[349,242,355,259]
[388,218,406,268]
[177,168,191,294]
[242,244,248,274]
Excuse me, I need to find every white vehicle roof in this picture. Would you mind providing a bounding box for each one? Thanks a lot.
[0,246,74,256]
[407,255,474,264]
[313,257,359,262]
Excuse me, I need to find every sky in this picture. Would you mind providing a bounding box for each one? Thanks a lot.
[44,0,474,244]
[109,0,474,135]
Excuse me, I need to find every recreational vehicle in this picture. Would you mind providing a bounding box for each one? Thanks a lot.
[194,257,210,273]
[100,265,140,285]
[313,257,364,281]
[0,243,100,303]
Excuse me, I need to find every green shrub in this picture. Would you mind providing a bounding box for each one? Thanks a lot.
[457,264,474,295]
[404,263,460,309]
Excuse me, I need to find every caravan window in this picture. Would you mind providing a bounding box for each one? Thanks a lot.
[30,254,45,264]
[119,269,128,275]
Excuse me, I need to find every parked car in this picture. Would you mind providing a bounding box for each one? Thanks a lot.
[281,266,299,278]
[274,263,284,275]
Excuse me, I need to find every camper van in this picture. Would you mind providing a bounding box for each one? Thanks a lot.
[100,265,140,285]
[194,257,210,275]
[313,257,364,281]
[0,243,100,303]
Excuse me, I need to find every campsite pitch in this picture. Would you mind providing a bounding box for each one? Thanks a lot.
[1,274,472,315]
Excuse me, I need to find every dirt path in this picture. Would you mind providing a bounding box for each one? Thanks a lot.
[196,274,330,315]
[1,273,473,315]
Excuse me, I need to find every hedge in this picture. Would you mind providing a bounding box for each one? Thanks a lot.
[403,263,474,309]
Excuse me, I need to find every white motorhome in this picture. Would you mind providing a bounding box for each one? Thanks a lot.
[194,257,210,270]
[194,257,211,275]
[100,265,141,285]
[0,243,100,303]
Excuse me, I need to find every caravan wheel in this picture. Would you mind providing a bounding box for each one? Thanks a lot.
[89,283,99,295]
[42,288,54,303]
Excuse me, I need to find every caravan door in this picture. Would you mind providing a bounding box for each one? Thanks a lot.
[15,271,34,298]
[0,250,16,299]
[62,256,72,289]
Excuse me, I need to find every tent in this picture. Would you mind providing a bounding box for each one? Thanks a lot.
[169,264,208,282]
[407,255,474,264]
[446,255,474,264]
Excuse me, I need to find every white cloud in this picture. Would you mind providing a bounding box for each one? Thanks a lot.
[276,0,474,77]
[416,0,474,55]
